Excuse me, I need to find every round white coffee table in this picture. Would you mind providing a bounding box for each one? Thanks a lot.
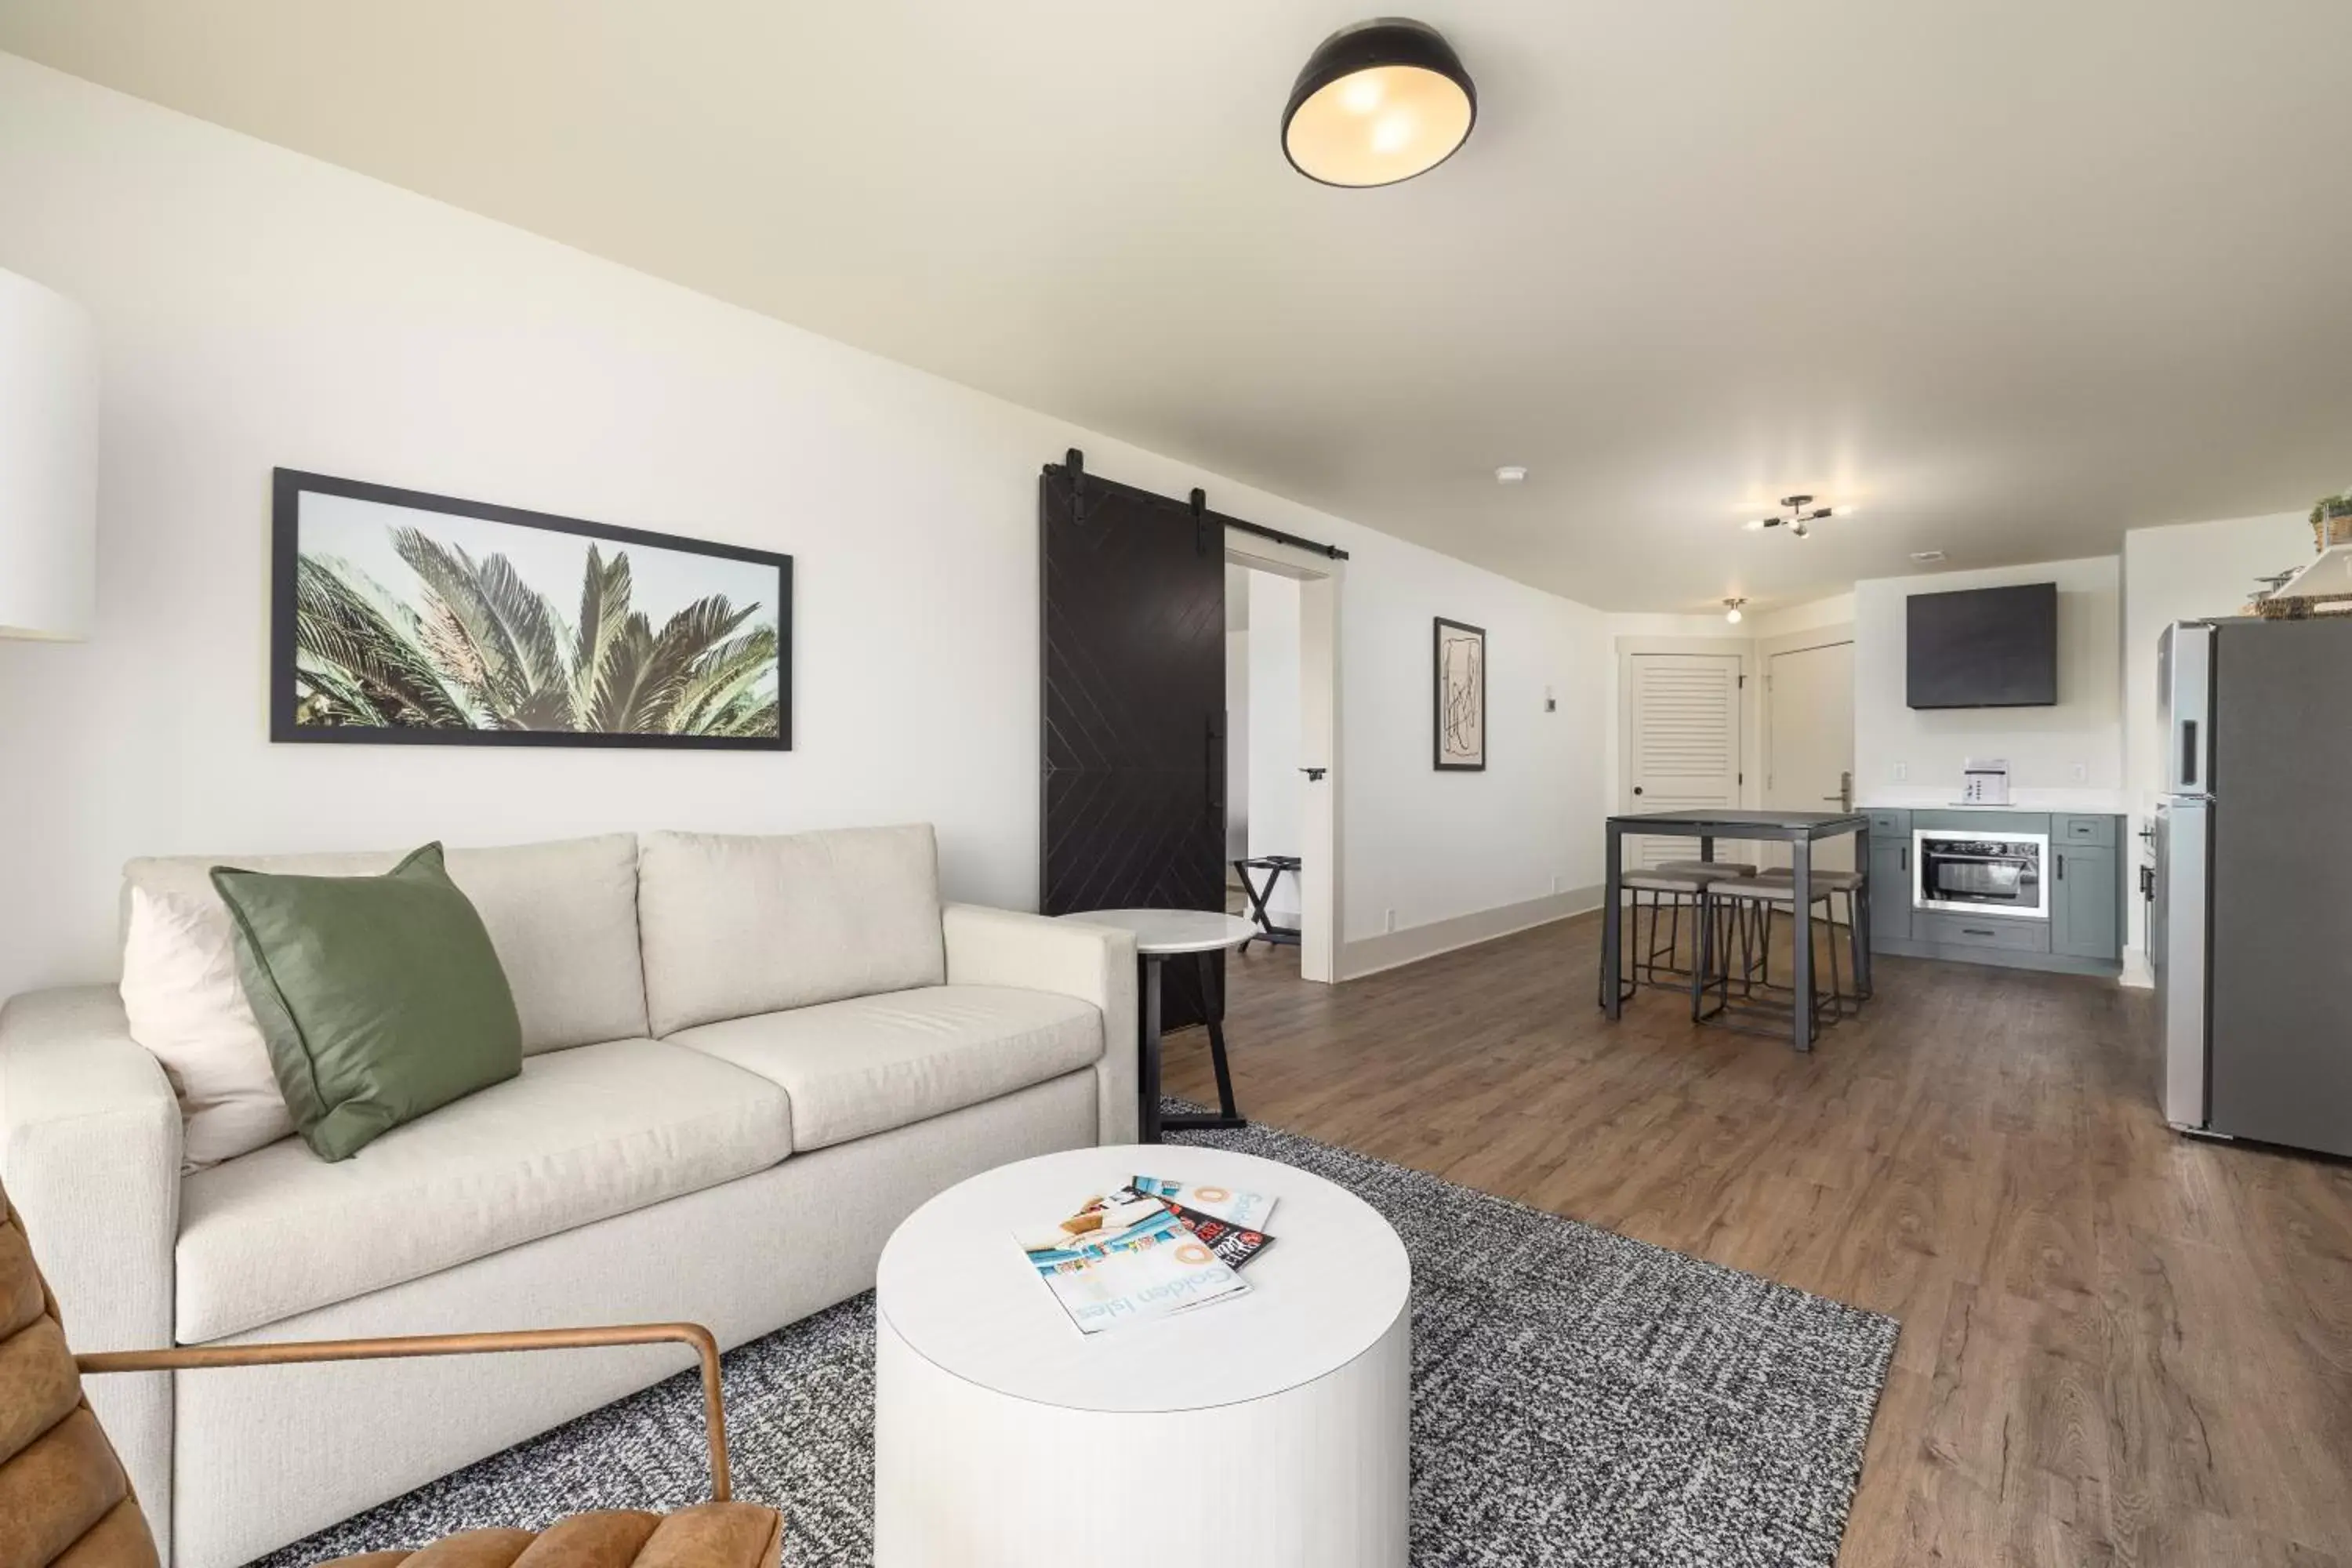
[873,1144,1411,1568]
[1057,908,1259,1142]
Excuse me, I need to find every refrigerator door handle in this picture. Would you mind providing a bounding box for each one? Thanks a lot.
[2180,720,2199,789]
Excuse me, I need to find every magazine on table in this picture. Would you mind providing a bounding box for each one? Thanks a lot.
[1014,1176,1279,1336]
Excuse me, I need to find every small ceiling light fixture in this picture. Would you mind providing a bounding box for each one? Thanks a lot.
[1494,464,1527,485]
[1911,550,1948,564]
[1283,19,1476,188]
[1723,597,1747,625]
[1745,493,1851,539]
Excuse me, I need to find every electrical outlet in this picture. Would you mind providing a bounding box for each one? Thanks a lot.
[1383,908,1397,934]
[2071,761,2088,783]
[1893,762,1909,782]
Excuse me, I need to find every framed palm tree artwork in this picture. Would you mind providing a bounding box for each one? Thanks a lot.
[270,469,790,749]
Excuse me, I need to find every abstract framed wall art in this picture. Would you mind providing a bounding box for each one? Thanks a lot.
[1433,615,1486,771]
[270,469,791,750]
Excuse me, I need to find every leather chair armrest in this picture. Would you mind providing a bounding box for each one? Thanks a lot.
[79,1322,733,1501]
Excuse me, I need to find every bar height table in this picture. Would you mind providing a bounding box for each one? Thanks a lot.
[1600,809,1871,1051]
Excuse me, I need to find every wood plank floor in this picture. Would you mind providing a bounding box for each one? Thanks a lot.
[1163,911,2352,1566]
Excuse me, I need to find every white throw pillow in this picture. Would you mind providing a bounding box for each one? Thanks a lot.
[118,884,294,1171]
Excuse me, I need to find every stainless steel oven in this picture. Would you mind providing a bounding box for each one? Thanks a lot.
[1913,829,2049,919]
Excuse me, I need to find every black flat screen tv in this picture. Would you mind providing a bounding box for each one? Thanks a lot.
[1906,582,2058,708]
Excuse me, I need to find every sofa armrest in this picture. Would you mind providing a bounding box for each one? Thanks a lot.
[0,985,180,1545]
[941,905,1138,1144]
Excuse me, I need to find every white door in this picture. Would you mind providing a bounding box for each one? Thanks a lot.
[1764,638,1857,872]
[1624,654,1743,868]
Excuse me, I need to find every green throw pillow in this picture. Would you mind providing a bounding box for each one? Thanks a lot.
[211,843,522,1162]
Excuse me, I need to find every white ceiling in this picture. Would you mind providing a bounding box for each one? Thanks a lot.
[6,1,2349,613]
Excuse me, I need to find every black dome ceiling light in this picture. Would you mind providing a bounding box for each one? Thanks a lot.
[1282,19,1477,188]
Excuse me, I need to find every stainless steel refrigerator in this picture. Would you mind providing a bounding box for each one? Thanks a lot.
[2154,616,2352,1156]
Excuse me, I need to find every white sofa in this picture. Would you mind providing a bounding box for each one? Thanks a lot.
[0,825,1138,1568]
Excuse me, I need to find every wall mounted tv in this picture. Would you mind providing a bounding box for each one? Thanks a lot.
[1905,582,2058,709]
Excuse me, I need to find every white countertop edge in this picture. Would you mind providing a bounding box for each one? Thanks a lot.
[1855,789,2130,814]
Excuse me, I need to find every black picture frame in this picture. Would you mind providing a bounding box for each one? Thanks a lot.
[1432,615,1486,771]
[270,468,793,750]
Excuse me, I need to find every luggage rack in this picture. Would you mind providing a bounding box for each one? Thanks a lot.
[1231,855,1302,951]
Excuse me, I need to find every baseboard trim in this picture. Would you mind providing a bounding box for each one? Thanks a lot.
[1341,885,1603,980]
[1874,935,2122,979]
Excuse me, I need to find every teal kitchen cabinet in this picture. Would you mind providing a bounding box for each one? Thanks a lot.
[1867,808,1912,950]
[2051,841,2121,961]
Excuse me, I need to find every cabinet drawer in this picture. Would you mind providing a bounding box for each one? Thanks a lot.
[2057,815,2116,846]
[1912,911,2053,953]
[1866,809,1911,835]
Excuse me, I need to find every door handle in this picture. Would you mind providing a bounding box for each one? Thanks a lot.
[1298,767,1327,782]
[1206,717,1226,816]
[1632,786,1645,797]
[2056,853,2065,881]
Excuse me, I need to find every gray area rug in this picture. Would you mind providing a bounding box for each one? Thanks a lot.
[255,1112,1899,1568]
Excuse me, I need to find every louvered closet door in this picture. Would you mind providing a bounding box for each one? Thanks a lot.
[1625,654,1743,868]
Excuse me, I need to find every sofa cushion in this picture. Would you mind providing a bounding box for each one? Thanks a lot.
[122,833,648,1061]
[662,985,1101,1152]
[175,1039,790,1342]
[212,844,524,1163]
[120,886,296,1170]
[637,826,945,1036]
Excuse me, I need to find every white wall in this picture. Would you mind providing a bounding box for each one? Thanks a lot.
[1853,555,2124,809]
[1752,593,1856,639]
[0,54,1617,994]
[1342,553,1610,953]
[2117,510,2310,981]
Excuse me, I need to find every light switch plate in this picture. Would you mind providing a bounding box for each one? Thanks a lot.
[1893,762,1909,782]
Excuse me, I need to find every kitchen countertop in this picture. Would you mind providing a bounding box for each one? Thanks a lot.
[1856,788,2130,814]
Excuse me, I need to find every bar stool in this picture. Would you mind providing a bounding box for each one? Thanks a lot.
[1601,866,1716,1006]
[1751,866,1871,1007]
[1693,876,1845,1040]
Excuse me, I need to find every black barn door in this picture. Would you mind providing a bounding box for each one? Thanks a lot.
[1040,453,1225,1029]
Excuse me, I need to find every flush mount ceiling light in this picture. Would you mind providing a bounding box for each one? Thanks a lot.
[1911,550,1948,564]
[1494,464,1527,485]
[1283,19,1476,188]
[1744,493,1854,539]
[1723,597,1748,625]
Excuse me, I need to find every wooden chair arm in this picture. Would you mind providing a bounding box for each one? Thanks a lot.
[77,1322,732,1501]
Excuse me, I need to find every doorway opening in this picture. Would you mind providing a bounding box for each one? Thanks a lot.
[1225,535,1341,984]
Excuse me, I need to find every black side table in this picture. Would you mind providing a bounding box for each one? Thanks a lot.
[1055,909,1258,1142]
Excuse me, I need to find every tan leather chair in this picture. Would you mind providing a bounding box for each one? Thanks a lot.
[0,1179,782,1568]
